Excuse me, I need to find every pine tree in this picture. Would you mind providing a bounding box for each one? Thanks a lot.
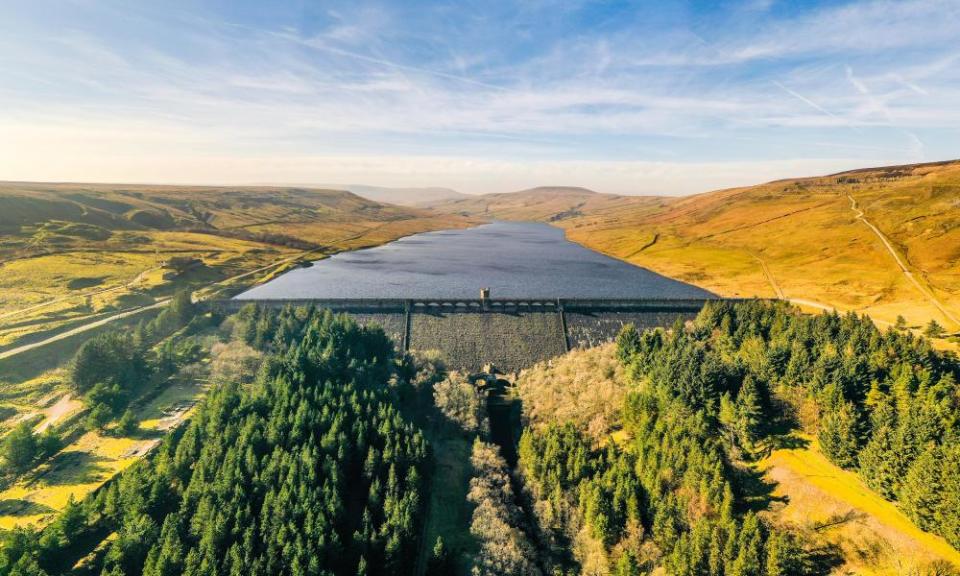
[2,422,38,472]
[736,376,764,450]
[858,424,901,499]
[898,444,943,531]
[933,445,960,549]
[118,409,139,436]
[817,399,861,468]
[924,319,945,338]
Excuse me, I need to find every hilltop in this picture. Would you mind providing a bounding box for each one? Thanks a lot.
[436,185,665,222]
[430,161,960,333]
[331,184,469,207]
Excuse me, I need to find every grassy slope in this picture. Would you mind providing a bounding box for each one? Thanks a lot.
[420,425,476,575]
[431,162,960,332]
[0,182,471,348]
[760,436,960,574]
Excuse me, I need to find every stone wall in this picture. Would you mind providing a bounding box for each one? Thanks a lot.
[408,311,566,373]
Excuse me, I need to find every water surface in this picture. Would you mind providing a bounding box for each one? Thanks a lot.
[236,222,713,300]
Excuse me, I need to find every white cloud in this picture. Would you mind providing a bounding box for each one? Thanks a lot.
[0,0,957,194]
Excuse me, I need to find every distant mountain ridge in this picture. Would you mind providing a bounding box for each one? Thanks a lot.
[323,184,469,207]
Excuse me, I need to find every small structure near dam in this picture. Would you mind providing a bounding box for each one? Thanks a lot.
[215,296,716,373]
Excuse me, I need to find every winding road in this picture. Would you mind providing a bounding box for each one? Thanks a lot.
[0,250,317,362]
[0,222,394,362]
[848,195,959,328]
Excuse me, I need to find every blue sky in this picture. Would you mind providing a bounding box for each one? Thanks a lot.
[1,0,958,195]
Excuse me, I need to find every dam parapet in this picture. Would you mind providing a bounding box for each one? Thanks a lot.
[212,297,727,372]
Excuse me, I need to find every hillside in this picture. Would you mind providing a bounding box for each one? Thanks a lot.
[435,185,666,222]
[334,184,469,207]
[430,161,960,333]
[0,182,470,349]
[513,302,960,574]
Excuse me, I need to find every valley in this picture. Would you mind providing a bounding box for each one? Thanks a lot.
[4,2,957,574]
[1,164,959,576]
[0,181,471,351]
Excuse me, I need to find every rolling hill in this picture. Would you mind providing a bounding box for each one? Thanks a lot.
[430,161,960,334]
[331,184,470,207]
[0,182,470,349]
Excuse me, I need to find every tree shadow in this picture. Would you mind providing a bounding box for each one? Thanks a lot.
[811,509,867,532]
[0,498,56,517]
[755,432,811,460]
[31,451,111,486]
[806,542,846,574]
[734,462,789,513]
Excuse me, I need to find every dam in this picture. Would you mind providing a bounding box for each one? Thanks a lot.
[230,221,719,372]
[216,297,715,372]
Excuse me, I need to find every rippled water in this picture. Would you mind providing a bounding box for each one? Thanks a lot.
[235,221,714,300]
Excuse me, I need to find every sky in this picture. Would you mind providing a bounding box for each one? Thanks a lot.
[0,0,958,196]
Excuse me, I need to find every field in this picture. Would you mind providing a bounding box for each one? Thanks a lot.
[430,162,960,335]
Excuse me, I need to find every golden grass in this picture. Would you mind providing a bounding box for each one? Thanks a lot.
[0,182,473,350]
[432,160,960,333]
[0,432,148,529]
[759,436,960,573]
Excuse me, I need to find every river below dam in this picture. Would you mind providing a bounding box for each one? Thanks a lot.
[235,221,713,300]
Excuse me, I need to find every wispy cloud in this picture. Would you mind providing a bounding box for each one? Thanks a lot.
[0,0,957,193]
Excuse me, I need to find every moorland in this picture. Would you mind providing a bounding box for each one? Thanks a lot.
[431,160,960,338]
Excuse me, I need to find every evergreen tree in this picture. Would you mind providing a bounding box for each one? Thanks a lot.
[2,423,37,473]
[817,395,862,469]
[898,444,943,531]
[924,319,945,338]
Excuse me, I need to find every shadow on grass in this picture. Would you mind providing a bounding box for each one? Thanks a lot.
[112,426,164,441]
[735,462,789,513]
[0,498,56,517]
[32,451,111,486]
[806,543,846,574]
[0,307,93,332]
[0,307,162,383]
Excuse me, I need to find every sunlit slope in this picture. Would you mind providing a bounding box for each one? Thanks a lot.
[0,182,464,248]
[433,161,960,331]
[0,182,470,347]
[761,437,960,574]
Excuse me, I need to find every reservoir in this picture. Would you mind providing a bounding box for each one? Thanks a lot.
[235,221,713,300]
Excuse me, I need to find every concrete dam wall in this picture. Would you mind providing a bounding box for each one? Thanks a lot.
[214,298,714,373]
[410,311,567,373]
